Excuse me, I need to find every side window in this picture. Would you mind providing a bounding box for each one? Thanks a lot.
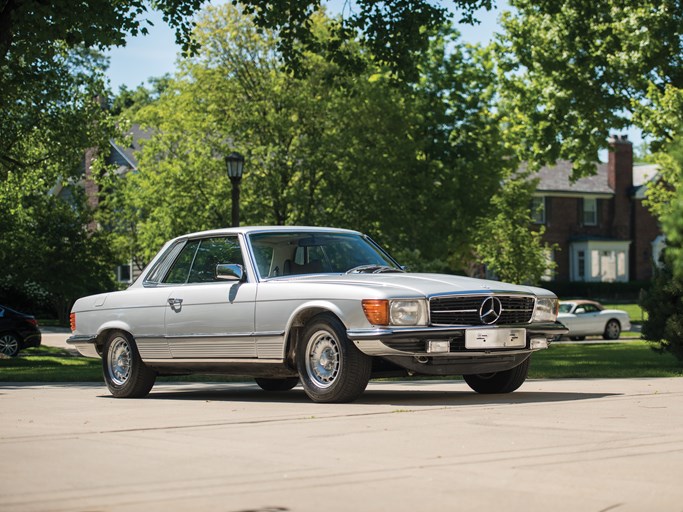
[163,240,200,284]
[582,198,598,226]
[187,237,244,283]
[252,244,274,277]
[531,196,546,224]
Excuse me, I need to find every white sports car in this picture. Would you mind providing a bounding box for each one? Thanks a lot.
[558,300,631,341]
[68,226,567,402]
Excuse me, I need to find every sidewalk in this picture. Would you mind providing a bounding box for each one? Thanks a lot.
[38,326,75,353]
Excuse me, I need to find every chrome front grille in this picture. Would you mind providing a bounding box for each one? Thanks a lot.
[429,295,535,326]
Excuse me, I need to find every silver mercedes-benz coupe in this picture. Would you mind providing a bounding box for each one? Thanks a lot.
[68,226,567,402]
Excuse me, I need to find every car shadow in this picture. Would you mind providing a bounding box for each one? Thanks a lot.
[122,381,620,407]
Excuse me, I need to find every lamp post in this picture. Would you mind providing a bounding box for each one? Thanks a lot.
[225,152,245,227]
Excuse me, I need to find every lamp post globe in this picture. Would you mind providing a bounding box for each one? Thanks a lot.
[225,152,245,227]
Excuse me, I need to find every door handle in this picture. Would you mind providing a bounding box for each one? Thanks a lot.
[168,298,183,309]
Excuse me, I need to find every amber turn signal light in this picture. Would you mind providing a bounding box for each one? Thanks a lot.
[362,299,389,325]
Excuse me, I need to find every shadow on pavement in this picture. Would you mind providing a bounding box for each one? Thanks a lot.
[126,383,620,407]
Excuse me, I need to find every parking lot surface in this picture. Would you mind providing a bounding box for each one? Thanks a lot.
[2,378,682,512]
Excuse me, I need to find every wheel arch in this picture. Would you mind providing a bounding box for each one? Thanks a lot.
[605,317,622,329]
[283,302,348,365]
[94,322,136,356]
[0,330,23,342]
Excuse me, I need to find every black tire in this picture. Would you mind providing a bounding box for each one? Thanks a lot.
[603,319,621,340]
[296,313,372,403]
[463,357,530,394]
[0,332,20,357]
[570,335,586,341]
[255,377,299,391]
[102,331,156,398]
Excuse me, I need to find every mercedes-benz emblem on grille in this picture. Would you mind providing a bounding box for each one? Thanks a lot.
[479,296,503,324]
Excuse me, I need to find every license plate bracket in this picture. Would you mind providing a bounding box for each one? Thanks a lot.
[465,328,526,349]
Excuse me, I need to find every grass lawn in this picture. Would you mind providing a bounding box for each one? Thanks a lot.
[0,346,102,382]
[530,341,682,378]
[602,303,648,323]
[1,341,681,383]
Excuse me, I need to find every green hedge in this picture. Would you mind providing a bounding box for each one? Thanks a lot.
[541,280,650,302]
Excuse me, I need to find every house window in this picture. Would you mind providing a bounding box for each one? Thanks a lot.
[570,241,630,282]
[582,198,598,226]
[531,196,546,224]
[577,250,585,281]
[117,264,132,283]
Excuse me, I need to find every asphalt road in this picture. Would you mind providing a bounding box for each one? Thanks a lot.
[2,378,683,512]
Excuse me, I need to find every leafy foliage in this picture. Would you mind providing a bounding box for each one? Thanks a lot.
[645,131,683,275]
[0,39,116,322]
[107,5,515,273]
[235,0,493,79]
[640,250,683,363]
[0,179,115,324]
[496,0,683,177]
[473,178,556,284]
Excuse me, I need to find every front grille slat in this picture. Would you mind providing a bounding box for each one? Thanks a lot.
[430,295,535,326]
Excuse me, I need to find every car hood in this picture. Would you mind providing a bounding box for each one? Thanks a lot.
[270,272,555,298]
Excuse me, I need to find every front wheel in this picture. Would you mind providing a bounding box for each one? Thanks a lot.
[0,333,20,357]
[103,331,156,398]
[463,357,530,394]
[603,320,621,340]
[297,314,372,403]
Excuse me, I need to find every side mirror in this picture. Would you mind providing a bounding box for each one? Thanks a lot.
[216,264,245,282]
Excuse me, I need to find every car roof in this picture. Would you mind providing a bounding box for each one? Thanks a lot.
[172,226,362,241]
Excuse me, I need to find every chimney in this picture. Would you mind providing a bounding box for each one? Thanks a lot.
[608,134,633,191]
[608,134,633,240]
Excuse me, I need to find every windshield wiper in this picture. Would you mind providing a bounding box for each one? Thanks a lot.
[345,264,404,274]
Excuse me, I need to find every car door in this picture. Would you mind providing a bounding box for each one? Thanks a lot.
[162,236,257,358]
[571,304,601,335]
[579,303,603,334]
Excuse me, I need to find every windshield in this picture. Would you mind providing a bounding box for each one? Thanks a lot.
[558,303,574,314]
[248,231,400,279]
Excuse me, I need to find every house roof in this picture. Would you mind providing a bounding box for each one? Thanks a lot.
[523,159,660,198]
[523,160,614,195]
[107,124,151,175]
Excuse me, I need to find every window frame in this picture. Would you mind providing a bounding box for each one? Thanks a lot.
[582,197,598,226]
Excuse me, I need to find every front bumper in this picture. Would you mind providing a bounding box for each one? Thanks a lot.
[347,322,568,357]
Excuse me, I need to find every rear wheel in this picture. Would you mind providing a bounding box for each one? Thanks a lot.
[463,357,530,394]
[254,377,299,391]
[603,320,621,340]
[297,313,372,403]
[0,333,20,357]
[103,331,156,398]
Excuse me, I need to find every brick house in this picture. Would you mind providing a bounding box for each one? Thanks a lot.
[529,136,662,283]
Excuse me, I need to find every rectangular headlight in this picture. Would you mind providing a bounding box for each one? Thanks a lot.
[533,298,559,322]
[389,300,428,326]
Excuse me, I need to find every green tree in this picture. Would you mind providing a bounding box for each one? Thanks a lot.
[496,0,683,176]
[0,45,117,321]
[641,250,683,363]
[473,178,556,284]
[235,0,493,79]
[643,128,683,283]
[0,180,115,324]
[107,4,519,273]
